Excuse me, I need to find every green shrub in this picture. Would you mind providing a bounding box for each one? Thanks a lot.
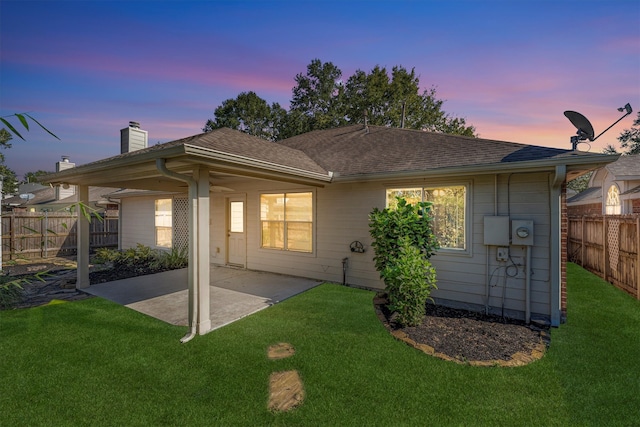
[369,197,438,274]
[93,247,120,264]
[382,238,437,327]
[151,246,188,270]
[369,197,439,326]
[114,244,157,270]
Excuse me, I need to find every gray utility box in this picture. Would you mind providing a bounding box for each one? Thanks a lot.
[483,216,510,246]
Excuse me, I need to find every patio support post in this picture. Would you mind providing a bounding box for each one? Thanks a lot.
[76,184,90,288]
[195,166,211,335]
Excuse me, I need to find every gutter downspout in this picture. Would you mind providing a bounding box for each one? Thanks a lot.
[156,159,198,343]
[550,164,566,327]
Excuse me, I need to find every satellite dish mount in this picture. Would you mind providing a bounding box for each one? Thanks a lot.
[564,103,633,150]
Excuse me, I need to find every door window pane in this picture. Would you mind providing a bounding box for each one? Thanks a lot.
[230,201,244,233]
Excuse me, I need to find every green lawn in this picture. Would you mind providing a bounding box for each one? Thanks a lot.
[1,263,638,426]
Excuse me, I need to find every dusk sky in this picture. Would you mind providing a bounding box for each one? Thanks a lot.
[1,0,639,181]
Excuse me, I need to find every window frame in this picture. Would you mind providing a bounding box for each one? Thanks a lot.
[259,190,315,254]
[385,181,472,255]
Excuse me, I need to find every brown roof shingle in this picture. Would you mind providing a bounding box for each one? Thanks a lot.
[277,124,578,177]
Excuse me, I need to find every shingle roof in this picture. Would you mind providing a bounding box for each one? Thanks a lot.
[605,154,640,177]
[3,186,120,207]
[277,124,579,177]
[80,127,328,176]
[567,186,602,204]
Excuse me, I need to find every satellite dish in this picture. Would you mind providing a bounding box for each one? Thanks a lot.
[564,103,633,150]
[19,193,35,201]
[563,111,595,141]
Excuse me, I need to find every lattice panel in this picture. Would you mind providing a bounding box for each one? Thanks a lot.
[607,218,620,271]
[173,197,189,251]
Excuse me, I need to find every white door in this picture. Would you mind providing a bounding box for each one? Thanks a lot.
[227,197,246,267]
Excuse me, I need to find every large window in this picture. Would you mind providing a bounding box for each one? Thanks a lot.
[387,185,467,250]
[155,198,173,248]
[260,192,313,252]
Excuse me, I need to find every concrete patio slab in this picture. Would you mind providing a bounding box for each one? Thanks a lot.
[84,266,321,330]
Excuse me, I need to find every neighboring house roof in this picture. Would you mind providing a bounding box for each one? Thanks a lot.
[622,185,640,196]
[604,154,640,179]
[3,186,120,209]
[566,186,602,204]
[42,125,617,190]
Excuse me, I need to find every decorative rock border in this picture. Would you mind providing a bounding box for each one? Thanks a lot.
[373,294,550,367]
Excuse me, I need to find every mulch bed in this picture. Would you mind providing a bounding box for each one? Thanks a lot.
[374,294,550,366]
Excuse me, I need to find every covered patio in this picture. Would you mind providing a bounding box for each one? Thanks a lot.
[43,128,333,341]
[84,266,321,330]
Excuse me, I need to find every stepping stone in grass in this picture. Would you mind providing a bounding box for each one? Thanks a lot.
[268,370,304,412]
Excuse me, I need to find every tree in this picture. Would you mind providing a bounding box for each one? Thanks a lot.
[204,59,477,141]
[567,171,593,194]
[0,164,18,195]
[203,91,286,141]
[617,112,640,155]
[23,170,53,184]
[0,128,13,149]
[288,59,347,135]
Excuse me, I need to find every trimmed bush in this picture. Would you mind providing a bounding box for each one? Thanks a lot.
[369,197,439,326]
[383,238,437,327]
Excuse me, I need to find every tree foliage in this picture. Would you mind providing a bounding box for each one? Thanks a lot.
[203,59,477,141]
[202,91,286,141]
[617,112,640,155]
[23,170,53,184]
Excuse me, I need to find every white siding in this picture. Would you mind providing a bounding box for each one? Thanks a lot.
[120,196,156,249]
[122,170,558,321]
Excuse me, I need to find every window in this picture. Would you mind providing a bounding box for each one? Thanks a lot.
[260,192,313,252]
[155,198,172,248]
[387,185,467,250]
[605,185,621,215]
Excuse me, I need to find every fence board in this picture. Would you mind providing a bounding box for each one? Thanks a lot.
[1,212,118,261]
[568,215,639,299]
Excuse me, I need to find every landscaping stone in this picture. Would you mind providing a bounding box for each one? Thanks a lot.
[268,370,304,412]
[267,342,296,360]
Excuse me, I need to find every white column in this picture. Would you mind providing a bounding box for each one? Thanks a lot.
[76,184,90,288]
[195,167,211,334]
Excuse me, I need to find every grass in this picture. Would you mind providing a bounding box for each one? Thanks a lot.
[0,263,638,426]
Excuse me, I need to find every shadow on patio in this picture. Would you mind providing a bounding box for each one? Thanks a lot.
[84,266,321,330]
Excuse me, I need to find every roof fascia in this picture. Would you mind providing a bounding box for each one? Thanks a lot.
[331,154,619,183]
[183,144,333,183]
[41,145,187,185]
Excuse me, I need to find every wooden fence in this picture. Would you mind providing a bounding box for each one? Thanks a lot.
[568,215,640,299]
[1,212,118,261]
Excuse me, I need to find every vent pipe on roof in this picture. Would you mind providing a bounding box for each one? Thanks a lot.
[401,100,406,129]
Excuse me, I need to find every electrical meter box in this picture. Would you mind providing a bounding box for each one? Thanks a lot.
[483,216,510,246]
[512,220,534,246]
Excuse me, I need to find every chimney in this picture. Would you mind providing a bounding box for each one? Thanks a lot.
[120,121,148,154]
[55,156,76,200]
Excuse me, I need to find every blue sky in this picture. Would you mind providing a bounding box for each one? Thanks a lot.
[1,0,639,180]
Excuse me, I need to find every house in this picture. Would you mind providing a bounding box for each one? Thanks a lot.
[2,157,119,214]
[42,123,617,337]
[567,154,640,216]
